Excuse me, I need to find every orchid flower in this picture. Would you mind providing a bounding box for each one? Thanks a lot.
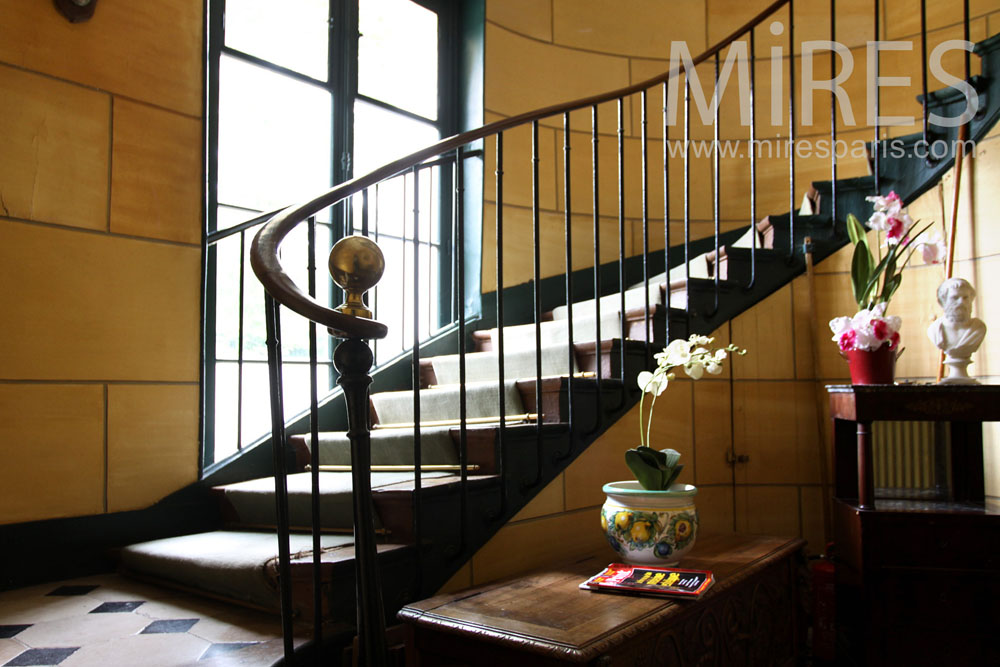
[637,335,745,449]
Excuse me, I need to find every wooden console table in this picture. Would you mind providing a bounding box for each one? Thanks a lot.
[399,534,804,666]
[827,384,1000,665]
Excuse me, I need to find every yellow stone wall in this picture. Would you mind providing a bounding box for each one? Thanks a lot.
[0,2,203,524]
[452,0,1000,589]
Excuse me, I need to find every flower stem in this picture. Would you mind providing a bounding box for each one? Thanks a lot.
[638,390,646,449]
[645,391,658,451]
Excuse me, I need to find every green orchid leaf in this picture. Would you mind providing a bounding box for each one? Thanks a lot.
[660,448,681,469]
[663,463,684,488]
[881,273,902,303]
[860,249,895,307]
[846,213,868,249]
[851,243,873,307]
[626,448,666,490]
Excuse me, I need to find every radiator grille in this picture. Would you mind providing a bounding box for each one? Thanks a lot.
[872,421,949,498]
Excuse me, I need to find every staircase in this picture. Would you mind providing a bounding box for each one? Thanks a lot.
[121,5,1000,663]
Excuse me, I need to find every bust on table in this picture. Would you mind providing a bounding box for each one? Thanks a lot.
[927,277,987,384]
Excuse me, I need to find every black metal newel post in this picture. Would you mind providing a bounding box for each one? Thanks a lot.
[334,338,388,667]
[327,234,389,667]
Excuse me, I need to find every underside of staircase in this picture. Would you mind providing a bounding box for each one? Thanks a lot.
[117,26,1000,660]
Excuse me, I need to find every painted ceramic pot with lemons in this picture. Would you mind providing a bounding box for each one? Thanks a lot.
[601,481,698,566]
[600,336,744,565]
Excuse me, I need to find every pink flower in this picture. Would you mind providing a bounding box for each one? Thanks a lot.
[886,191,901,205]
[889,331,900,349]
[838,329,857,351]
[873,319,889,340]
[886,217,905,244]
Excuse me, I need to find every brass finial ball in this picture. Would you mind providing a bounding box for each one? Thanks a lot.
[329,235,384,318]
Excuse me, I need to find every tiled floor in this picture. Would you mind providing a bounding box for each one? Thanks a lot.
[0,573,293,666]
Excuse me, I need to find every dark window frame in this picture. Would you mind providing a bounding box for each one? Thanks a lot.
[200,0,479,472]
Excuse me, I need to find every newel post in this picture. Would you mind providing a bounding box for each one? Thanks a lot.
[329,236,388,667]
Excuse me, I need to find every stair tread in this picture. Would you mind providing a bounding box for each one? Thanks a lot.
[120,530,357,611]
[214,471,455,531]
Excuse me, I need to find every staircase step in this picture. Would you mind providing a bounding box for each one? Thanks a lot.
[119,530,356,612]
[472,302,685,351]
[719,247,783,285]
[371,474,502,543]
[213,471,452,531]
[370,379,527,425]
[290,425,459,467]
[421,337,647,387]
[421,343,574,388]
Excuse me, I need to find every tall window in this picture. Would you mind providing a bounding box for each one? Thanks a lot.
[203,0,460,469]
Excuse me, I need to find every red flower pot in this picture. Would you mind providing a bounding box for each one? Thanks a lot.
[844,344,897,384]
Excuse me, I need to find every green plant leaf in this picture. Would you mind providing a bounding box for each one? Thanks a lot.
[660,448,681,469]
[851,243,873,307]
[626,448,664,490]
[626,446,682,490]
[663,463,684,488]
[846,213,868,249]
[860,249,895,308]
[881,273,902,303]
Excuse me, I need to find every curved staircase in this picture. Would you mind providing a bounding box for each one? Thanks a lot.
[120,14,1000,664]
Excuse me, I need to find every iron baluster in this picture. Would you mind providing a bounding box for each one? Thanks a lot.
[306,216,323,651]
[921,0,929,153]
[592,104,602,424]
[873,0,880,195]
[642,89,651,355]
[263,293,294,663]
[495,131,507,519]
[749,29,758,288]
[788,0,797,261]
[684,75,692,333]
[410,166,423,594]
[663,83,671,339]
[617,98,627,388]
[237,231,246,451]
[563,111,574,449]
[531,120,543,487]
[831,0,837,227]
[711,52,721,316]
[455,147,468,552]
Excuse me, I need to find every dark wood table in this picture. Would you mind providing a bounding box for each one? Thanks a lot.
[827,384,1000,665]
[399,533,804,666]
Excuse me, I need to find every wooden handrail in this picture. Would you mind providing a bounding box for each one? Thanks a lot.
[249,0,790,339]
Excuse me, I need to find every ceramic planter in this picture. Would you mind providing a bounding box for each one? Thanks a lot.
[844,344,897,384]
[601,481,698,566]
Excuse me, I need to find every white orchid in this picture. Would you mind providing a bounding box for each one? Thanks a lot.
[915,230,947,265]
[637,335,746,450]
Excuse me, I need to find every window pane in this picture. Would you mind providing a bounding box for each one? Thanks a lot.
[224,0,328,81]
[353,99,440,178]
[218,55,332,213]
[358,0,438,120]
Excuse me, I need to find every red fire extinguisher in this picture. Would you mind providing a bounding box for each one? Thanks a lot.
[811,546,836,663]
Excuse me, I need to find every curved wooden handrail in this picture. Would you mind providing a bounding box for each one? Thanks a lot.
[249,0,789,340]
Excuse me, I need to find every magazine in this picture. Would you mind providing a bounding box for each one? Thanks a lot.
[580,563,714,599]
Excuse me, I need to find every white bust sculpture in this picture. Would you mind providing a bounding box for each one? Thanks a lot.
[926,277,987,384]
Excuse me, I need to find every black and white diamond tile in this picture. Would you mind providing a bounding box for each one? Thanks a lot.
[4,647,79,666]
[88,602,144,614]
[140,618,200,635]
[0,575,287,667]
[0,628,30,640]
[199,642,259,661]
